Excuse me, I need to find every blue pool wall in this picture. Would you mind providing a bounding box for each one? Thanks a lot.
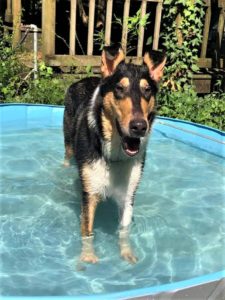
[0,103,225,299]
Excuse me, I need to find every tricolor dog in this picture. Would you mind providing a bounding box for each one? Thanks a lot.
[63,45,166,264]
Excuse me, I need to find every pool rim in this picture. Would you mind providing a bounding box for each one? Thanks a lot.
[1,103,225,299]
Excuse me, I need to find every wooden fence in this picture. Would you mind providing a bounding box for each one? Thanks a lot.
[42,0,225,70]
[5,0,225,91]
[41,0,164,67]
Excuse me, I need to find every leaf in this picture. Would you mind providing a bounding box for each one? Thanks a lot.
[146,36,153,45]
[191,64,199,72]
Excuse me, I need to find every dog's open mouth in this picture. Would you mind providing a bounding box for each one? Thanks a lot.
[121,136,140,157]
[116,119,141,157]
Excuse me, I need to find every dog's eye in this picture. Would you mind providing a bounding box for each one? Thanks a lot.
[141,85,151,100]
[115,83,125,92]
[114,83,126,99]
[144,85,151,92]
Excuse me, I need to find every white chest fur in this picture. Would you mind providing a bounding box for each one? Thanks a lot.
[83,158,143,205]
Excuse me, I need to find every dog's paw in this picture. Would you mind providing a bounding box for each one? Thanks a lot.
[80,252,99,264]
[121,248,138,264]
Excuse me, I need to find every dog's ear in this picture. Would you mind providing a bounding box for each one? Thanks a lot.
[143,50,166,82]
[101,44,125,78]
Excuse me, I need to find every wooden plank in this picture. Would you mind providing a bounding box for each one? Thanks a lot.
[198,58,224,68]
[217,6,225,55]
[153,1,163,50]
[218,0,225,8]
[12,0,21,48]
[200,4,211,58]
[45,55,224,70]
[5,0,13,23]
[137,0,147,57]
[42,0,56,57]
[69,0,77,55]
[87,0,95,55]
[144,0,163,2]
[204,0,211,6]
[105,0,113,45]
[45,54,143,67]
[121,0,130,54]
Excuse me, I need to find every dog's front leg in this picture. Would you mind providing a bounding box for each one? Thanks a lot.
[80,192,99,264]
[119,201,138,264]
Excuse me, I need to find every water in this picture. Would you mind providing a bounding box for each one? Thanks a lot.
[0,127,225,296]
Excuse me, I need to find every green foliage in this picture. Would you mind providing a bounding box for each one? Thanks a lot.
[155,1,224,131]
[123,8,150,42]
[94,8,150,53]
[0,21,25,101]
[0,19,71,105]
[93,28,105,50]
[38,61,53,78]
[11,76,68,105]
[158,89,225,131]
[85,64,94,77]
[161,0,205,91]
[115,8,150,53]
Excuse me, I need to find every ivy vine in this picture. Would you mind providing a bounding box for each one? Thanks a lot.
[161,0,205,91]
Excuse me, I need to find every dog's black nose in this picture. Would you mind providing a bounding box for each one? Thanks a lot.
[129,119,147,137]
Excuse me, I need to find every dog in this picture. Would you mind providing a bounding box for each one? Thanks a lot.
[63,45,166,264]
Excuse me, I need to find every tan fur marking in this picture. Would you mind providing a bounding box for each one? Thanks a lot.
[112,49,125,71]
[81,163,101,236]
[140,79,149,88]
[65,144,73,158]
[118,97,133,132]
[80,194,99,236]
[103,92,133,135]
[119,77,130,87]
[143,52,166,82]
[101,49,125,78]
[64,145,74,167]
[141,96,155,119]
[143,52,154,71]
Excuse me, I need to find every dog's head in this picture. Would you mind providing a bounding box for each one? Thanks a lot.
[100,45,166,158]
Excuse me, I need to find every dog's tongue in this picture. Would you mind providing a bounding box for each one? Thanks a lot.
[122,137,140,157]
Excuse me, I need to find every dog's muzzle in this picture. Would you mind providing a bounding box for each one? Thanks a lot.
[116,119,147,157]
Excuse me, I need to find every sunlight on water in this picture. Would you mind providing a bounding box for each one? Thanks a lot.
[0,127,225,296]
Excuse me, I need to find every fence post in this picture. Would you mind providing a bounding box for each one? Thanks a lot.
[153,0,163,50]
[5,0,13,23]
[121,0,130,54]
[70,0,77,55]
[137,0,147,57]
[12,0,21,48]
[87,0,95,55]
[200,0,211,58]
[218,0,225,54]
[105,0,113,45]
[42,0,56,57]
